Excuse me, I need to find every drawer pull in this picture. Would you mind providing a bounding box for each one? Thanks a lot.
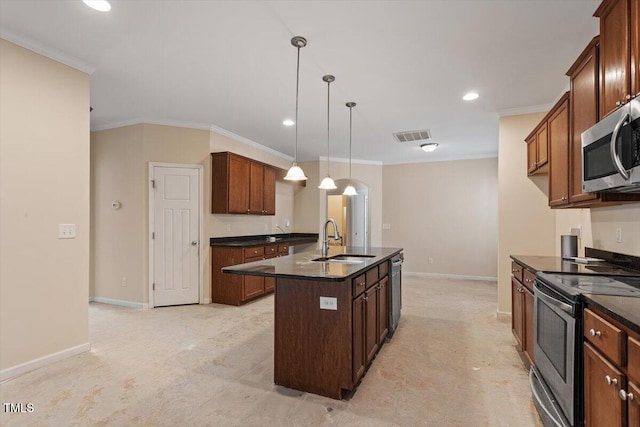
[619,389,634,401]
[589,329,602,337]
[512,268,518,273]
[605,375,618,386]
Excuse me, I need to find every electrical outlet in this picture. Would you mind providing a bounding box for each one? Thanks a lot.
[428,257,434,264]
[319,296,337,311]
[121,277,127,287]
[58,224,76,239]
[570,227,581,238]
[616,227,623,243]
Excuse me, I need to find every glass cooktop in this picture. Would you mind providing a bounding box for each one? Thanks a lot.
[537,273,640,299]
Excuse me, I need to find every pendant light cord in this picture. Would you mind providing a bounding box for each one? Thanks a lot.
[349,105,353,179]
[294,46,300,163]
[326,79,331,175]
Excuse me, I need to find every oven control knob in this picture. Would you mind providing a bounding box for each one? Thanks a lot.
[606,375,618,386]
[619,389,634,401]
[590,329,602,337]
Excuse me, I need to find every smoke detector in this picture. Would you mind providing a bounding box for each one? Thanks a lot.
[393,129,432,143]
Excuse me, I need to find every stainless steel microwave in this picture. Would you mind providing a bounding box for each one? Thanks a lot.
[582,98,640,193]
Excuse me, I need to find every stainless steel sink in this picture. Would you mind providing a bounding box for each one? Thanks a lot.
[311,254,375,264]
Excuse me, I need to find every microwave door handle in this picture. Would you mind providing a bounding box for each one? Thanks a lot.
[610,112,630,180]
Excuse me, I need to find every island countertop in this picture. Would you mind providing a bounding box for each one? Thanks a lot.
[222,246,402,281]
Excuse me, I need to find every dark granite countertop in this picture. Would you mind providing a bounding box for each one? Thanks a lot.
[510,255,640,276]
[222,246,402,282]
[210,233,318,248]
[583,294,640,335]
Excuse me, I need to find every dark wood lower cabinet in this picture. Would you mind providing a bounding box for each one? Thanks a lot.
[630,381,640,427]
[511,277,524,349]
[584,342,625,427]
[275,260,392,399]
[243,274,264,300]
[523,286,534,364]
[510,259,535,367]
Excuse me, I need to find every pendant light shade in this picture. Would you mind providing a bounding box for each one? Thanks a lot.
[284,36,308,181]
[319,74,337,190]
[343,101,357,196]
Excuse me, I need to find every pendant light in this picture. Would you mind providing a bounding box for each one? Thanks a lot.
[343,102,358,196]
[319,75,337,190]
[284,36,308,181]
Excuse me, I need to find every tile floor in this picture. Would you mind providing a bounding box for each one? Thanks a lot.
[1,276,542,426]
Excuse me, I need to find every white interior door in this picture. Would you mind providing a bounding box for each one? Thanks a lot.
[152,165,200,307]
[349,193,367,247]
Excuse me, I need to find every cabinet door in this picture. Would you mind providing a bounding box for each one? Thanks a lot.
[352,294,366,383]
[263,166,276,215]
[527,135,538,175]
[629,381,640,427]
[523,285,534,365]
[569,41,600,203]
[511,278,524,351]
[377,277,389,344]
[536,123,548,168]
[365,286,379,364]
[243,275,264,300]
[584,342,626,427]
[599,0,631,118]
[249,162,264,214]
[632,0,640,99]
[549,98,570,207]
[228,155,250,214]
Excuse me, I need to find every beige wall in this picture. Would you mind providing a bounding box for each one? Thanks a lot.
[383,158,498,278]
[0,40,90,373]
[497,112,556,313]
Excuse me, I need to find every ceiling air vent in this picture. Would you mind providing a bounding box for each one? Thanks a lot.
[393,129,432,143]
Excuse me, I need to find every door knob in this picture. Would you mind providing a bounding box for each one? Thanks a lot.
[590,329,601,337]
[605,375,618,386]
[191,240,198,246]
[619,389,634,401]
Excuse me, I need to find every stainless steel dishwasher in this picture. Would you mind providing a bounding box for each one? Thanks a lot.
[388,252,403,337]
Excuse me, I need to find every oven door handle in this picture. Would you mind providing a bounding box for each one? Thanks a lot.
[534,282,574,316]
[610,111,630,180]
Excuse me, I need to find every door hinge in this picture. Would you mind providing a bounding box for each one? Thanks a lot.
[151,179,156,189]
[152,232,155,239]
[152,283,155,290]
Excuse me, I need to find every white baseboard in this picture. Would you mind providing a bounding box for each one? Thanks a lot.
[0,342,91,382]
[202,298,212,304]
[89,296,147,309]
[403,271,497,282]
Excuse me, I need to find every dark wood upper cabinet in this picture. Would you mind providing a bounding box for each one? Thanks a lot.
[548,93,570,207]
[526,123,549,175]
[211,152,276,215]
[595,0,636,118]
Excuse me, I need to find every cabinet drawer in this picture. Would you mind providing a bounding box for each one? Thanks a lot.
[584,308,626,366]
[366,266,379,287]
[265,245,278,256]
[353,274,366,297]
[378,261,389,278]
[629,336,640,383]
[278,243,289,255]
[244,247,264,258]
[522,269,535,292]
[511,261,523,283]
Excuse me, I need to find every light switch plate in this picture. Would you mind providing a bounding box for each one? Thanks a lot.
[382,223,391,230]
[58,224,76,239]
[320,296,337,311]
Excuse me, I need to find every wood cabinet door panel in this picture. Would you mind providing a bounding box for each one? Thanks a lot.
[569,41,600,203]
[630,381,640,427]
[264,277,275,293]
[629,336,640,383]
[549,98,570,207]
[249,162,264,214]
[584,342,625,427]
[523,286,534,365]
[243,275,264,300]
[599,0,631,118]
[377,278,389,344]
[536,123,548,167]
[511,261,523,283]
[263,166,276,215]
[527,136,537,174]
[364,286,378,364]
[511,278,524,350]
[352,295,366,383]
[228,155,250,214]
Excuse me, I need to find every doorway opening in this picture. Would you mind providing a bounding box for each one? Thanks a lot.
[326,178,370,248]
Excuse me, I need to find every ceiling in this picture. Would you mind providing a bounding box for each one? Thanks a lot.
[0,0,601,164]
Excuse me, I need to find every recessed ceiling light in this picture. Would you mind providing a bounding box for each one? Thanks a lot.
[420,143,439,153]
[282,119,294,126]
[82,0,111,12]
[463,92,479,101]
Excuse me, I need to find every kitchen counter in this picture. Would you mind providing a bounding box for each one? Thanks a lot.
[210,232,318,248]
[510,255,640,276]
[583,294,640,335]
[223,246,402,281]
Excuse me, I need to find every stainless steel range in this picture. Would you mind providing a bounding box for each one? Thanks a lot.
[530,273,640,427]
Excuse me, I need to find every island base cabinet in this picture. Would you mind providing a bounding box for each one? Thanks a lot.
[352,295,366,384]
[630,381,640,427]
[365,286,379,364]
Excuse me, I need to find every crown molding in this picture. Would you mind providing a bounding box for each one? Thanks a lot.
[1,30,95,74]
[209,123,293,161]
[318,156,383,166]
[381,152,498,165]
[497,103,554,118]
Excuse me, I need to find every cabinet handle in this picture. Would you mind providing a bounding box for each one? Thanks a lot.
[359,282,365,287]
[616,100,624,107]
[605,375,618,386]
[626,94,631,100]
[364,296,368,301]
[620,389,635,401]
[589,329,602,337]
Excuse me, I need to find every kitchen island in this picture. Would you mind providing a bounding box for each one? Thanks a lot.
[223,246,403,399]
